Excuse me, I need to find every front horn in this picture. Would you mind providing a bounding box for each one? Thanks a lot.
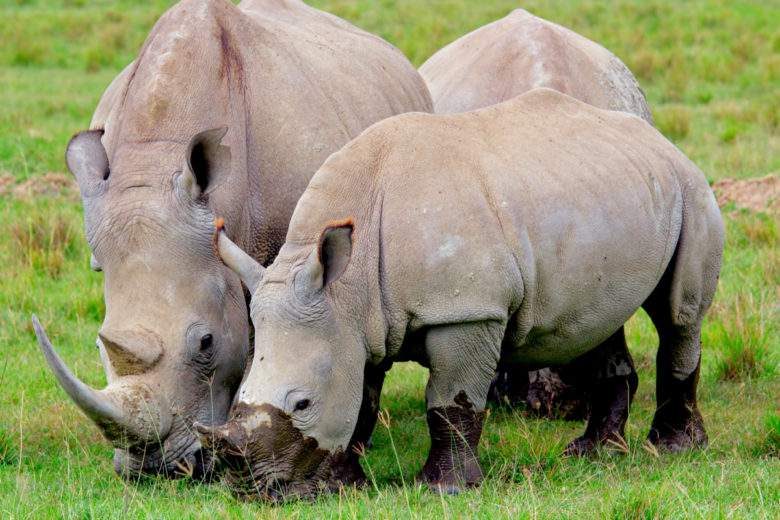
[31,315,171,448]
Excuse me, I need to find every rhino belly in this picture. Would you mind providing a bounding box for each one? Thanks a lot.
[507,193,681,366]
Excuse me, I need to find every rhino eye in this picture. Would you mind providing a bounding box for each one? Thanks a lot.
[199,334,213,351]
[294,399,310,412]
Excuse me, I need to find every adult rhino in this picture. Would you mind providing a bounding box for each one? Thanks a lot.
[32,0,431,479]
[420,8,653,415]
[420,8,652,121]
[199,88,723,499]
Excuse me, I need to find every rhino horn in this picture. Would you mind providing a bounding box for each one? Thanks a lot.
[32,315,171,448]
[194,420,241,454]
[214,220,264,293]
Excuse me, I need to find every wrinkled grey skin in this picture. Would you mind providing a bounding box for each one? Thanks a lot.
[33,0,431,479]
[420,8,654,414]
[202,89,724,498]
[420,8,652,123]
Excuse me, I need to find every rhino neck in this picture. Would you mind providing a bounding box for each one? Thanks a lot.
[281,147,390,364]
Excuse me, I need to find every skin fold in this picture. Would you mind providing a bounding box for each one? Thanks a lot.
[33,0,431,479]
[420,8,654,417]
[201,88,723,499]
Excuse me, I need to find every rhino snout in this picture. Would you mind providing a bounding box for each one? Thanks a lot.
[196,402,337,500]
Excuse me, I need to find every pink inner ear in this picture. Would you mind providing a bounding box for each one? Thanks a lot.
[317,217,355,259]
[317,217,355,286]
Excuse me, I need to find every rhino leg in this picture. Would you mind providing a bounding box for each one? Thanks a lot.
[648,353,706,451]
[488,361,590,420]
[328,362,388,488]
[644,289,707,451]
[526,366,590,420]
[565,326,638,456]
[487,361,530,406]
[640,213,721,452]
[419,321,502,494]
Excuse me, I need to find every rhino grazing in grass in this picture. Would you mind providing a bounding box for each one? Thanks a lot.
[32,0,431,479]
[199,88,723,499]
[420,8,654,415]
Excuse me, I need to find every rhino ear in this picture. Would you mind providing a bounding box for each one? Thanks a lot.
[214,219,264,294]
[299,219,354,294]
[180,127,230,199]
[66,130,109,192]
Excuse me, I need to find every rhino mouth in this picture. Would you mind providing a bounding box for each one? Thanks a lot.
[197,403,339,501]
[114,422,215,480]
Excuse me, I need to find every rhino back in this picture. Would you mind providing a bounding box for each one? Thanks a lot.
[420,9,651,124]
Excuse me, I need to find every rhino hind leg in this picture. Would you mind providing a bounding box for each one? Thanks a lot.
[644,287,708,451]
[564,326,638,456]
[647,354,706,451]
[328,363,388,489]
[419,321,503,493]
[640,200,722,452]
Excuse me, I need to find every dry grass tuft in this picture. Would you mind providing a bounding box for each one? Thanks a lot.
[664,54,689,102]
[629,49,661,82]
[654,105,691,141]
[10,211,79,278]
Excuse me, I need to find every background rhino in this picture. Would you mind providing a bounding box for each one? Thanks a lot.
[420,8,654,416]
[33,0,431,479]
[420,8,652,121]
[202,88,723,499]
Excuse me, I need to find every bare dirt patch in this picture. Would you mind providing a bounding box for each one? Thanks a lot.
[0,172,78,201]
[0,174,15,196]
[713,174,779,214]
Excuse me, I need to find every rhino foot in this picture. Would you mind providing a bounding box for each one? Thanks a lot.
[327,450,367,490]
[649,357,708,453]
[564,436,597,456]
[419,400,485,493]
[648,410,708,452]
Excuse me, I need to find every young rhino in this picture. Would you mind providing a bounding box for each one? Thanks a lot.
[421,8,655,414]
[199,88,724,499]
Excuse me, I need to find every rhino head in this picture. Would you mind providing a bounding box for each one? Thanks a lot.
[33,127,250,479]
[196,221,366,500]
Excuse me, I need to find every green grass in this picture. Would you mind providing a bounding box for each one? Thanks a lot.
[1,0,779,517]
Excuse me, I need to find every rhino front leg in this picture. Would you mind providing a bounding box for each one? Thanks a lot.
[329,362,388,488]
[565,326,638,456]
[419,321,503,493]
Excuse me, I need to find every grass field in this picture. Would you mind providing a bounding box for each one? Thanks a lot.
[1,0,778,518]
